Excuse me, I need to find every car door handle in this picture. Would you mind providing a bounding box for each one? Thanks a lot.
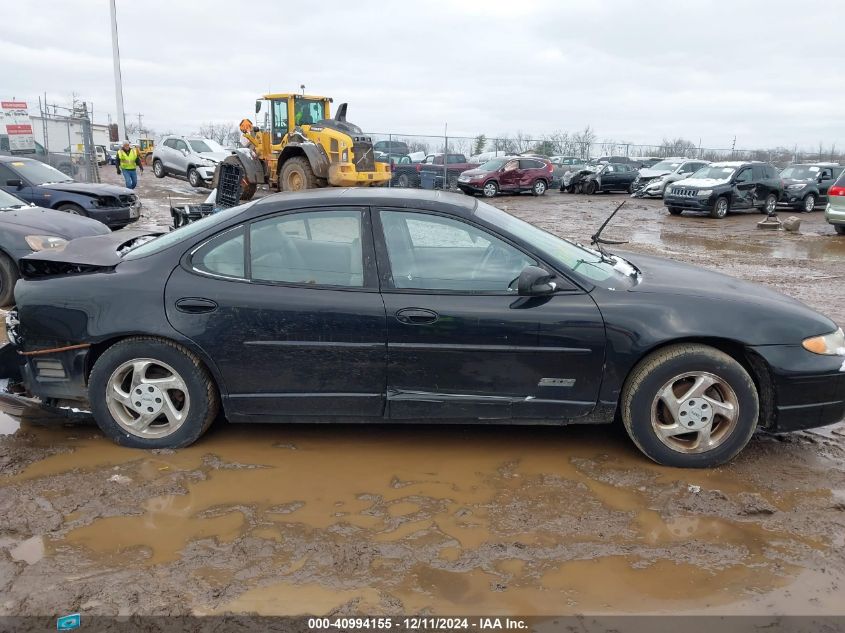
[175,297,218,314]
[395,308,439,325]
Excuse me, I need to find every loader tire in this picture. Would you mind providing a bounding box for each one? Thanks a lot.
[240,182,257,200]
[280,156,317,192]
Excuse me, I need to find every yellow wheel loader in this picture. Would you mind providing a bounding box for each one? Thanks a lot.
[216,93,391,200]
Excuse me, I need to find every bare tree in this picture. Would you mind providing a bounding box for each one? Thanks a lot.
[572,125,597,158]
[197,122,239,148]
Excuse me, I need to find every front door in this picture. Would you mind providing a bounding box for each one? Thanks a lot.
[164,206,387,419]
[374,208,606,420]
[499,159,521,191]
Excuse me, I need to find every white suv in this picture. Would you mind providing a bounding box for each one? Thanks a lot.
[151,136,229,187]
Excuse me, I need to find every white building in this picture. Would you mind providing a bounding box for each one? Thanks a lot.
[30,115,111,153]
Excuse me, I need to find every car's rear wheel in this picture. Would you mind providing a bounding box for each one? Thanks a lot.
[621,344,758,467]
[667,207,683,215]
[396,173,410,188]
[0,251,20,308]
[584,180,597,195]
[187,167,202,188]
[89,337,219,448]
[835,224,845,235]
[153,159,165,178]
[710,196,729,219]
[532,179,547,196]
[802,194,816,212]
[57,203,87,217]
[762,193,778,215]
[482,181,499,198]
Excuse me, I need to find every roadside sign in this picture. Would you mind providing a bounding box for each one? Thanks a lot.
[1,100,35,152]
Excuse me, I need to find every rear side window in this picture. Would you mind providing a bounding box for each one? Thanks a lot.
[519,159,543,169]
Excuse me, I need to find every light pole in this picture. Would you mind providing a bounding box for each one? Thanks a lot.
[109,0,127,142]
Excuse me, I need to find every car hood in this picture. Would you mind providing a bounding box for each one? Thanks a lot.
[616,250,836,336]
[460,168,492,177]
[40,182,134,197]
[782,177,814,186]
[671,176,730,188]
[197,151,229,163]
[638,168,672,178]
[20,228,165,271]
[0,206,109,238]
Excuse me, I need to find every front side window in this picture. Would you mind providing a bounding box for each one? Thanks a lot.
[4,159,72,185]
[736,168,753,183]
[174,140,189,153]
[380,211,534,293]
[250,210,363,287]
[272,100,289,143]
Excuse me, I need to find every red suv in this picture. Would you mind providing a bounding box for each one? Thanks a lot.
[457,156,553,197]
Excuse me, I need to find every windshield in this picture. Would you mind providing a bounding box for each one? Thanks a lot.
[480,158,507,171]
[0,188,29,209]
[123,201,256,259]
[780,165,820,180]
[188,139,224,153]
[651,161,682,172]
[691,165,736,180]
[474,202,638,286]
[294,99,325,125]
[6,159,73,185]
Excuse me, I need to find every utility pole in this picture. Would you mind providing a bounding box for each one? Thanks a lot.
[137,113,144,138]
[109,0,127,142]
[731,135,736,159]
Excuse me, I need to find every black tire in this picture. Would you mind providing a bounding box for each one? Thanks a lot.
[57,203,87,217]
[396,173,410,188]
[667,207,683,216]
[584,180,597,195]
[240,182,257,200]
[482,180,499,198]
[834,224,845,235]
[187,167,202,188]
[0,251,20,308]
[153,159,165,178]
[88,337,219,449]
[710,196,729,219]
[802,194,816,213]
[621,344,759,468]
[280,156,317,192]
[763,193,778,215]
[628,182,636,194]
[532,179,547,196]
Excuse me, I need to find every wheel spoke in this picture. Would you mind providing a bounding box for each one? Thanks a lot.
[678,374,716,402]
[129,360,151,390]
[701,395,736,422]
[692,424,714,450]
[160,393,184,426]
[655,423,692,439]
[127,410,158,432]
[143,374,187,393]
[657,383,683,422]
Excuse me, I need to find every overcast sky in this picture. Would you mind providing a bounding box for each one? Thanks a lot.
[3,0,843,151]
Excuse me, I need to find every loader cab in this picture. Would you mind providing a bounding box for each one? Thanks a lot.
[259,94,333,146]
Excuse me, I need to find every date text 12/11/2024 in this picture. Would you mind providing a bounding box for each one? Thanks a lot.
[308,617,529,630]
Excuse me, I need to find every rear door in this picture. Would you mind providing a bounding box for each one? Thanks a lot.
[164,206,387,419]
[818,167,838,202]
[373,208,606,420]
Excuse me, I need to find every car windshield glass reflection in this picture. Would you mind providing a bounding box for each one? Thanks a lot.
[780,166,819,180]
[480,158,507,171]
[691,166,736,180]
[0,188,28,209]
[8,159,73,185]
[474,201,638,285]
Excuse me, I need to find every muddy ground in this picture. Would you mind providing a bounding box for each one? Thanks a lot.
[0,170,844,618]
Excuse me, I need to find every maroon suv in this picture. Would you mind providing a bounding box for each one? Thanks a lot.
[457,156,554,197]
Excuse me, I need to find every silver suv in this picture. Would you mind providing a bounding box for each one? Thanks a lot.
[151,136,229,187]
[631,158,710,198]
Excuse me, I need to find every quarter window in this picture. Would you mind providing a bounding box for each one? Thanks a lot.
[380,211,535,293]
[250,210,364,287]
[192,227,245,278]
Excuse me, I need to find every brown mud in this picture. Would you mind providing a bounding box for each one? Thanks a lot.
[0,172,843,616]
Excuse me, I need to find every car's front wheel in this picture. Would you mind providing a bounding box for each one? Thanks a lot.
[710,196,729,219]
[482,181,499,198]
[584,180,597,195]
[89,337,219,448]
[0,251,20,308]
[621,344,759,468]
[153,159,165,178]
[802,193,816,212]
[187,167,202,188]
[667,207,683,216]
[835,224,845,235]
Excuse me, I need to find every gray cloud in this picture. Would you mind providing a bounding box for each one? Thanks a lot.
[2,0,843,150]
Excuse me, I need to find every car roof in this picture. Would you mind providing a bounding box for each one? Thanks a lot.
[711,161,766,167]
[251,187,479,219]
[0,155,37,164]
[791,162,840,167]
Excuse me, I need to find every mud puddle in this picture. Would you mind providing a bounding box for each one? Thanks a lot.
[2,409,844,616]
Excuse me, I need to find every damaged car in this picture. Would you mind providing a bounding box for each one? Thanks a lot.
[0,156,140,230]
[631,158,710,198]
[778,163,843,213]
[561,162,638,194]
[1,188,843,468]
[152,136,229,188]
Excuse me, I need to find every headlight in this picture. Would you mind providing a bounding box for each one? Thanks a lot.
[802,328,845,355]
[341,149,349,162]
[25,235,68,251]
[696,189,713,197]
[787,183,807,190]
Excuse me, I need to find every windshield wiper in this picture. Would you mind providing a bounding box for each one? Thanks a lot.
[590,200,628,261]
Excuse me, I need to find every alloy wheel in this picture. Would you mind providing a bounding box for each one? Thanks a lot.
[534,180,546,195]
[765,195,777,214]
[803,195,816,212]
[483,182,498,197]
[106,358,191,439]
[650,371,739,454]
[715,198,728,218]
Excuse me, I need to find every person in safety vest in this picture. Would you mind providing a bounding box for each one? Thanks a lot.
[116,140,143,190]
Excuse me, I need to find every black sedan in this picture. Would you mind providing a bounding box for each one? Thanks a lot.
[0,156,140,229]
[0,187,110,307]
[1,189,843,467]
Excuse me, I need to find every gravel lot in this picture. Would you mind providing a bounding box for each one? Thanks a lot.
[1,170,843,617]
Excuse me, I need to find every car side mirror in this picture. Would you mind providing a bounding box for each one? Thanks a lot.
[6,179,22,189]
[517,266,557,296]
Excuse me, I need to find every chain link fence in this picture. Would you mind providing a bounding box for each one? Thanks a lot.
[32,102,101,183]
